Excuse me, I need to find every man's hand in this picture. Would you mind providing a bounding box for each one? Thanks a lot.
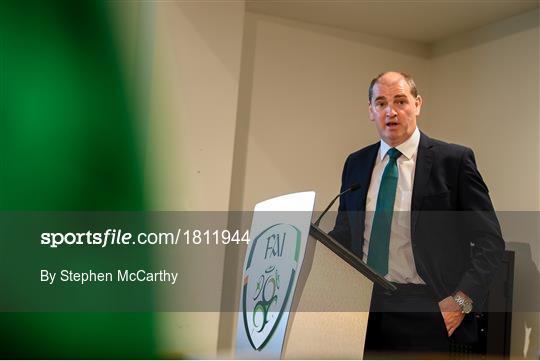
[438,294,466,336]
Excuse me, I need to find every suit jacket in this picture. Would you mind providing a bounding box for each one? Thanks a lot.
[329,132,505,307]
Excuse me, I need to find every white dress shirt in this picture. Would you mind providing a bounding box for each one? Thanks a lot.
[362,127,425,284]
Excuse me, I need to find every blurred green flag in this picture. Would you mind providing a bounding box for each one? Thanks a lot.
[0,0,156,358]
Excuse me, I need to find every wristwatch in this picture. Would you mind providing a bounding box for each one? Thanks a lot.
[453,294,473,314]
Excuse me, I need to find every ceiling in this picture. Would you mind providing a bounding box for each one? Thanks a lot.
[246,0,539,44]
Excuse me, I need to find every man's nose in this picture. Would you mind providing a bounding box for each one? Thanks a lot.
[385,105,397,117]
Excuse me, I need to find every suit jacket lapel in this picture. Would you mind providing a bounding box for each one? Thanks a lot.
[358,142,380,211]
[350,142,379,256]
[411,132,434,237]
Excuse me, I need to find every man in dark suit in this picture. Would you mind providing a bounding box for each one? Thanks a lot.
[329,71,505,359]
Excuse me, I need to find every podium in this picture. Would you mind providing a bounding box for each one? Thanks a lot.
[235,192,395,359]
[282,224,395,359]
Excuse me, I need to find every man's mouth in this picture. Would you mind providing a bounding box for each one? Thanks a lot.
[386,121,399,127]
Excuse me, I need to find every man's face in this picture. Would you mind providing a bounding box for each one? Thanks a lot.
[368,73,422,147]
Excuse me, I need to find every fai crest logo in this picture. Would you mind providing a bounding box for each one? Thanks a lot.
[242,223,301,351]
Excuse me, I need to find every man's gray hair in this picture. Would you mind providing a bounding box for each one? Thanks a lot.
[368,71,419,102]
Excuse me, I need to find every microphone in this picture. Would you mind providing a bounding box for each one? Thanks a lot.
[313,183,361,227]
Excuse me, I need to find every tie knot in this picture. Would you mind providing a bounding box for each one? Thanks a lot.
[387,148,401,161]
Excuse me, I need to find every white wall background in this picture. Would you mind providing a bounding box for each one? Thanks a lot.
[238,13,432,212]
[145,2,246,358]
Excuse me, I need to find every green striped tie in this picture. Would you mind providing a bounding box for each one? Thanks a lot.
[367,147,401,276]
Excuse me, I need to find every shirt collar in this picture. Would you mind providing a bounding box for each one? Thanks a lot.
[379,127,420,161]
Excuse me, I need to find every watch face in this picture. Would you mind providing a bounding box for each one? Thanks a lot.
[454,295,473,313]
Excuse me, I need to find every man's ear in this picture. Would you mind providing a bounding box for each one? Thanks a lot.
[368,101,375,122]
[415,95,423,116]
